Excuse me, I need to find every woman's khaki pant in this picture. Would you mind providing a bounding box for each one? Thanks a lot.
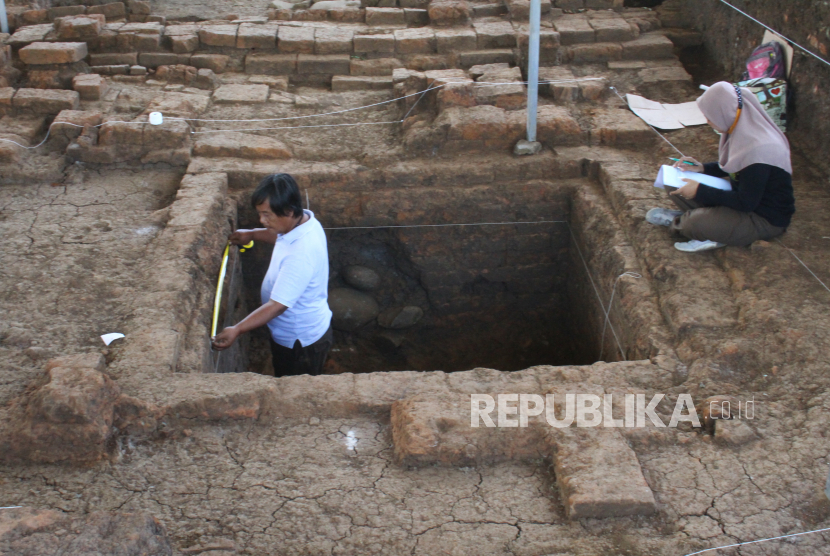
[668,190,786,246]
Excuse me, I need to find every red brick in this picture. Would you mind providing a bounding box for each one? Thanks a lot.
[171,34,200,53]
[435,28,476,53]
[365,7,406,26]
[297,54,350,74]
[236,23,278,49]
[87,2,127,19]
[199,24,238,47]
[394,28,436,54]
[13,88,80,113]
[245,53,297,74]
[19,42,89,66]
[190,54,230,73]
[428,0,471,26]
[353,34,395,54]
[278,26,315,54]
[349,58,403,76]
[621,33,674,60]
[314,28,353,55]
[73,74,108,100]
[57,14,105,41]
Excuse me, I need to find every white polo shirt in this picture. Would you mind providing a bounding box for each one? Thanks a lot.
[260,210,332,348]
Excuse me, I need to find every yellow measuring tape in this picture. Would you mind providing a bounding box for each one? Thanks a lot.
[211,240,254,337]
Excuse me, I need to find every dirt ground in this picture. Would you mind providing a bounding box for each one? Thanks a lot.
[2,3,830,556]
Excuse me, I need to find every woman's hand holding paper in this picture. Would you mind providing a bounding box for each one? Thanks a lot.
[670,178,700,200]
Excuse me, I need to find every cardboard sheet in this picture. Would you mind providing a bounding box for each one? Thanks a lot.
[626,94,707,130]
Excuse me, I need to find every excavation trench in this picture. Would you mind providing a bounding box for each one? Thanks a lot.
[210,177,643,375]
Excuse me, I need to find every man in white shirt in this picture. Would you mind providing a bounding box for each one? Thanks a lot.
[211,173,333,376]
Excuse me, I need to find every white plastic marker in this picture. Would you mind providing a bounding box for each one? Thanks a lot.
[149,112,163,125]
[101,333,125,346]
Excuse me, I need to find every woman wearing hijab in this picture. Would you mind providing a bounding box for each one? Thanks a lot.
[646,81,795,252]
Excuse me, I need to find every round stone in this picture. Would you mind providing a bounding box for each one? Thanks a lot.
[329,288,380,332]
[342,265,381,291]
[377,306,424,329]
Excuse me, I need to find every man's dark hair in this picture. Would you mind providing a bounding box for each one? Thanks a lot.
[251,173,303,218]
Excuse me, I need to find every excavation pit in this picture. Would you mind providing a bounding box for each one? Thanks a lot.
[212,175,652,375]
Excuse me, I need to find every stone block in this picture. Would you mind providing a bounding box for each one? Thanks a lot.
[459,49,515,68]
[171,34,200,53]
[314,28,354,54]
[13,88,80,114]
[327,7,364,22]
[365,7,406,26]
[435,28,476,53]
[394,28,436,54]
[332,75,393,91]
[236,23,278,49]
[590,15,636,42]
[349,57,403,76]
[637,65,691,84]
[155,64,197,84]
[87,2,127,19]
[199,24,238,47]
[297,53,350,74]
[245,52,297,74]
[516,27,560,62]
[7,24,54,47]
[620,33,674,60]
[213,84,270,104]
[554,15,594,45]
[130,65,147,76]
[190,54,231,73]
[565,43,622,64]
[353,33,395,53]
[473,20,516,49]
[20,42,88,66]
[193,131,291,159]
[90,53,138,66]
[554,0,582,7]
[164,23,199,36]
[428,0,471,26]
[73,74,108,100]
[436,82,476,110]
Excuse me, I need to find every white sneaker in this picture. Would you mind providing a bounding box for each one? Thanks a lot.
[674,240,726,253]
[646,207,683,227]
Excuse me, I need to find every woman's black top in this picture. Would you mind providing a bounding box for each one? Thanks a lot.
[695,162,795,228]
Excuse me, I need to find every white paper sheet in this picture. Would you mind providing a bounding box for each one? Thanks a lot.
[101,332,125,346]
[653,165,732,191]
[626,94,707,130]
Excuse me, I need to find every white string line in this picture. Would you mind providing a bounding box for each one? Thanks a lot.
[0,506,22,510]
[682,525,830,556]
[323,220,566,230]
[567,223,627,361]
[717,0,830,69]
[170,77,605,124]
[775,238,830,295]
[598,272,641,361]
[609,86,686,157]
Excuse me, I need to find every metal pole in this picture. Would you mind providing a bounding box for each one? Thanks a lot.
[0,0,9,35]
[525,0,541,142]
